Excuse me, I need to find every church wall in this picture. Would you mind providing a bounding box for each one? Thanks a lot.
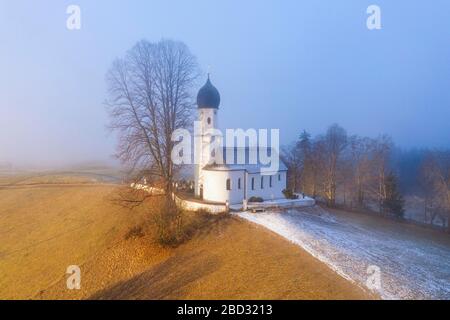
[199,108,218,133]
[203,170,245,205]
[203,169,287,205]
[246,171,286,201]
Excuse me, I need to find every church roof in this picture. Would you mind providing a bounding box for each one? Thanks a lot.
[202,147,287,174]
[197,75,220,109]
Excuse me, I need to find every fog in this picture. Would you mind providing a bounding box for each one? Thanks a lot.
[1,0,450,169]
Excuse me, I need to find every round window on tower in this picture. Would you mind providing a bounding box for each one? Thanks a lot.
[207,117,211,125]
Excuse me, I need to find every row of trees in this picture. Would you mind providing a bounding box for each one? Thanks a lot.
[283,124,450,230]
[283,124,404,216]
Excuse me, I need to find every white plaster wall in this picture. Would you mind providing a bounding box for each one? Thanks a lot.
[246,196,315,209]
[199,108,220,167]
[203,170,287,204]
[174,195,226,214]
[130,183,164,195]
[203,170,246,205]
[199,108,218,133]
[195,108,219,197]
[131,184,227,214]
[247,171,286,201]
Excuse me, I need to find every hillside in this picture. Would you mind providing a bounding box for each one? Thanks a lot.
[0,173,373,300]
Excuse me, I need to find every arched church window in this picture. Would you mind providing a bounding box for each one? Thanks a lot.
[261,176,264,189]
[251,178,255,190]
[226,179,231,191]
[278,174,281,181]
[270,176,273,188]
[238,178,241,189]
[207,117,211,125]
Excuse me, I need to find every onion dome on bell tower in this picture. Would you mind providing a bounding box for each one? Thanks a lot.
[197,75,221,109]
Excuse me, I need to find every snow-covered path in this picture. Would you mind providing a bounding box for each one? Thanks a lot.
[236,207,450,299]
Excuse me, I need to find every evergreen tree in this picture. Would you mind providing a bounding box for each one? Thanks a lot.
[382,172,405,217]
[298,130,311,153]
[297,130,312,194]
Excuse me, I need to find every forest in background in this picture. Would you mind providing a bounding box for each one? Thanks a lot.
[282,124,450,231]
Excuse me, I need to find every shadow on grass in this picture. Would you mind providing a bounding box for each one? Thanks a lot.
[88,250,220,300]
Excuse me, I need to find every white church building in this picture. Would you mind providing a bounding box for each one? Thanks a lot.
[194,76,287,205]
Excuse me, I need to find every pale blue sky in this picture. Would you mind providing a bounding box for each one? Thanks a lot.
[1,1,449,166]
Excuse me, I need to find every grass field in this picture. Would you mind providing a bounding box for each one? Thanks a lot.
[0,172,374,300]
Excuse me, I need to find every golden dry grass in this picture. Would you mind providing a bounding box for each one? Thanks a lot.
[0,175,148,299]
[0,173,374,300]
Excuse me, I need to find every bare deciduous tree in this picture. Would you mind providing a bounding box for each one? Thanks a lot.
[106,39,200,244]
[421,150,450,230]
[321,124,348,207]
[348,135,374,208]
[370,135,393,213]
[106,39,200,194]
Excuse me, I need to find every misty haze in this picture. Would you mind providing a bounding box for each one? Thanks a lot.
[0,0,449,304]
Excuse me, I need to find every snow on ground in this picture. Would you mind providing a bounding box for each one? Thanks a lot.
[236,206,450,300]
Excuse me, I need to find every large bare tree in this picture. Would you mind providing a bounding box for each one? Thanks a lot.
[106,39,200,196]
[321,124,348,207]
[348,135,374,208]
[369,135,393,213]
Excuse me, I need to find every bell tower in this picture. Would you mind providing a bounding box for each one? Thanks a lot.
[194,75,221,198]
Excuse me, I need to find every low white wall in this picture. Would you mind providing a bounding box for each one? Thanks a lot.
[174,196,227,214]
[131,183,226,214]
[130,183,164,195]
[247,197,316,209]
